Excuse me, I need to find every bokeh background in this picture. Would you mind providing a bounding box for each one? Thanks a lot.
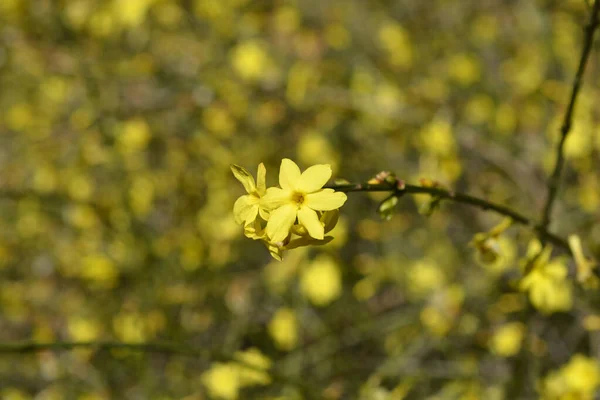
[1,0,600,398]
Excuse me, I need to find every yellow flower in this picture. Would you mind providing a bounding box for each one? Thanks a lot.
[250,210,339,261]
[542,354,600,399]
[262,159,347,243]
[489,322,525,357]
[231,163,268,226]
[519,245,572,314]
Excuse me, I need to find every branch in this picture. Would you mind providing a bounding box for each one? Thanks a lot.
[541,0,600,228]
[326,182,571,254]
[0,340,311,393]
[0,340,207,357]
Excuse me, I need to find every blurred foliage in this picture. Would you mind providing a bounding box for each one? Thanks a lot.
[1,0,600,398]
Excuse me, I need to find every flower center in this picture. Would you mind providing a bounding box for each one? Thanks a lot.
[291,191,306,207]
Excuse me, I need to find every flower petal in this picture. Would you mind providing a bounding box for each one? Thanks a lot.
[231,164,257,194]
[305,189,347,211]
[262,187,292,209]
[256,163,267,195]
[266,204,297,243]
[296,164,332,193]
[298,206,324,240]
[233,195,258,225]
[279,159,301,190]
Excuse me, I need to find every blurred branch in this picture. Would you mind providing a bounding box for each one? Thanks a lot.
[327,182,571,254]
[541,0,600,228]
[0,340,312,393]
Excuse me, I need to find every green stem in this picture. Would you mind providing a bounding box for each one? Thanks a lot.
[541,0,600,228]
[326,182,571,254]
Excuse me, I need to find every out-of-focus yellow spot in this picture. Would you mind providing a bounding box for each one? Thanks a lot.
[448,53,481,86]
[80,254,118,288]
[542,354,600,399]
[495,103,517,135]
[471,14,498,45]
[118,118,151,153]
[287,62,319,106]
[419,117,456,157]
[1,388,30,400]
[113,0,154,28]
[40,76,69,104]
[564,121,593,160]
[230,40,270,81]
[273,6,300,34]
[68,316,101,341]
[129,175,154,217]
[374,82,404,115]
[583,315,600,331]
[70,107,95,130]
[153,2,182,27]
[353,277,378,301]
[300,255,342,306]
[464,94,494,125]
[407,260,445,299]
[490,322,525,357]
[0,0,22,15]
[268,308,298,350]
[203,106,236,137]
[420,306,451,337]
[413,78,449,102]
[234,348,272,386]
[201,363,240,400]
[519,244,573,314]
[88,9,115,37]
[501,45,547,95]
[67,205,99,230]
[297,130,339,170]
[63,0,93,30]
[67,174,93,201]
[32,165,58,193]
[378,21,413,69]
[113,311,146,342]
[578,174,600,213]
[6,103,33,132]
[325,23,351,50]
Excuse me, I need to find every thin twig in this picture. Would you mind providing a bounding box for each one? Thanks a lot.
[541,0,600,228]
[326,182,571,254]
[0,340,311,393]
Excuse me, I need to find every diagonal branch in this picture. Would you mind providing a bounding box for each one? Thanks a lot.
[0,340,312,393]
[541,0,600,228]
[326,182,571,254]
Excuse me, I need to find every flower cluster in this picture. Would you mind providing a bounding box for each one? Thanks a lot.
[231,159,347,260]
[519,240,572,314]
[541,354,600,399]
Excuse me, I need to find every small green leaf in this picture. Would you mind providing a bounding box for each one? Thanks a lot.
[378,195,399,220]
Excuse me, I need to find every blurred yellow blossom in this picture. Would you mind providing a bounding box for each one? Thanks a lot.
[378,21,413,68]
[300,254,342,306]
[201,363,240,400]
[541,354,600,400]
[519,243,572,314]
[113,0,155,28]
[489,322,525,357]
[201,348,271,400]
[230,40,270,81]
[406,259,445,299]
[268,307,298,351]
[233,348,272,386]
